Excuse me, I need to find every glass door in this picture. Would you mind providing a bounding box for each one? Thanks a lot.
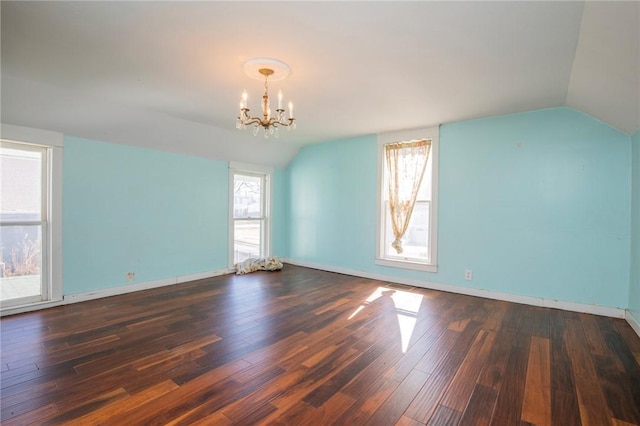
[0,141,48,307]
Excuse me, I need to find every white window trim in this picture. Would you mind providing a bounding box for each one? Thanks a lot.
[0,123,63,308]
[228,162,273,268]
[375,126,439,273]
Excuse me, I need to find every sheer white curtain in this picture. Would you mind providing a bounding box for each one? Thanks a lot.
[384,139,431,254]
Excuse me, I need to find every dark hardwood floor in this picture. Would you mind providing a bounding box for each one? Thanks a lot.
[1,265,639,425]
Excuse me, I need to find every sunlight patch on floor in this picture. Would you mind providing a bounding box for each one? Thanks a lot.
[348,286,423,352]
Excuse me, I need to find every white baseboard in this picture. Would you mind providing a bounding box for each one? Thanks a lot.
[63,268,234,304]
[626,310,640,338]
[283,258,626,319]
[0,268,234,317]
[4,260,630,324]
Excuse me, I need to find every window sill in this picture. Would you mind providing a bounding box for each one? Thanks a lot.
[375,258,438,273]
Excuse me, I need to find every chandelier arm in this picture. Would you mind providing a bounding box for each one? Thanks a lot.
[266,118,295,128]
[240,117,263,126]
[262,118,278,129]
[268,119,293,128]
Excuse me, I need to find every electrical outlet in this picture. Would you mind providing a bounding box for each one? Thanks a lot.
[126,272,135,281]
[464,269,473,281]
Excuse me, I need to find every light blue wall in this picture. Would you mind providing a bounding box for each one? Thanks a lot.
[63,137,230,295]
[287,107,631,309]
[630,131,640,319]
[272,168,289,258]
[437,108,630,308]
[63,136,288,295]
[60,108,633,310]
[288,135,377,270]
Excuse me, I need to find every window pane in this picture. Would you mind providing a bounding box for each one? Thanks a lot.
[0,225,42,301]
[0,146,43,220]
[403,202,430,259]
[384,201,430,261]
[233,174,262,219]
[416,152,432,201]
[234,219,262,264]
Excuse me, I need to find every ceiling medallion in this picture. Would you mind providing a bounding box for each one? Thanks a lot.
[236,58,296,138]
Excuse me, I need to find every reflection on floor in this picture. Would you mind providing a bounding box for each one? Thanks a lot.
[349,286,423,352]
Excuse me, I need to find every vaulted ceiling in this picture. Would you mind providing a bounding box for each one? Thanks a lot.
[1,1,638,167]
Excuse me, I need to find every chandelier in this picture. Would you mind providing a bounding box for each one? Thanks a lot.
[236,58,296,138]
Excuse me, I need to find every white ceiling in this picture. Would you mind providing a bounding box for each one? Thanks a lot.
[1,1,638,168]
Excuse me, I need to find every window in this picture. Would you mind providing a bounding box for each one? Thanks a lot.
[376,126,438,272]
[0,124,63,311]
[229,163,272,266]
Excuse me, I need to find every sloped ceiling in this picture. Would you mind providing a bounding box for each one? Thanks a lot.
[566,1,639,135]
[1,1,638,167]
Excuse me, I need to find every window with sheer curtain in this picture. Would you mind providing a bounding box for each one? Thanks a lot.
[376,127,439,272]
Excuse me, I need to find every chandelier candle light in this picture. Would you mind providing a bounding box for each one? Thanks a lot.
[236,58,296,138]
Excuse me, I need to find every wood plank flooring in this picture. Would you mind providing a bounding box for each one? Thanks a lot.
[1,265,639,425]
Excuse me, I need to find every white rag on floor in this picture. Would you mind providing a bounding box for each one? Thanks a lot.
[235,257,283,275]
